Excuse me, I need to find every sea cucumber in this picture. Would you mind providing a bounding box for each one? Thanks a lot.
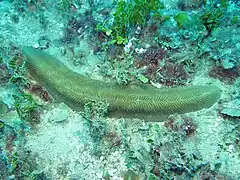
[22,47,221,121]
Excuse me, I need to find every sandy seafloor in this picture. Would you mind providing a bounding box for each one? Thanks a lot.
[1,0,240,179]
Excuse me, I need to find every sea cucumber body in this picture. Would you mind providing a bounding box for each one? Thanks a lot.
[22,47,221,121]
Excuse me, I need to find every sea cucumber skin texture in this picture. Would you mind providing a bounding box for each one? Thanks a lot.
[22,47,221,121]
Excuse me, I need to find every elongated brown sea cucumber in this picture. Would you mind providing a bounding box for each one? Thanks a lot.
[22,47,221,121]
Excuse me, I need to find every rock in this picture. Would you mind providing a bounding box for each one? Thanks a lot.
[46,103,69,123]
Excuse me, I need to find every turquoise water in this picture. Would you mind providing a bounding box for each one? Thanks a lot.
[0,0,240,179]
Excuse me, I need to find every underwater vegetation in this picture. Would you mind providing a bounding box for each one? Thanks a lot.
[97,0,165,45]
[0,59,45,178]
[0,119,47,179]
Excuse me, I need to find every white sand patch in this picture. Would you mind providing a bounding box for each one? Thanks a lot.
[25,104,127,179]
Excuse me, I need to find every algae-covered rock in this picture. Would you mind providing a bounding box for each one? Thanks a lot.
[0,100,8,114]
[43,103,69,123]
[123,170,140,180]
[221,99,240,117]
